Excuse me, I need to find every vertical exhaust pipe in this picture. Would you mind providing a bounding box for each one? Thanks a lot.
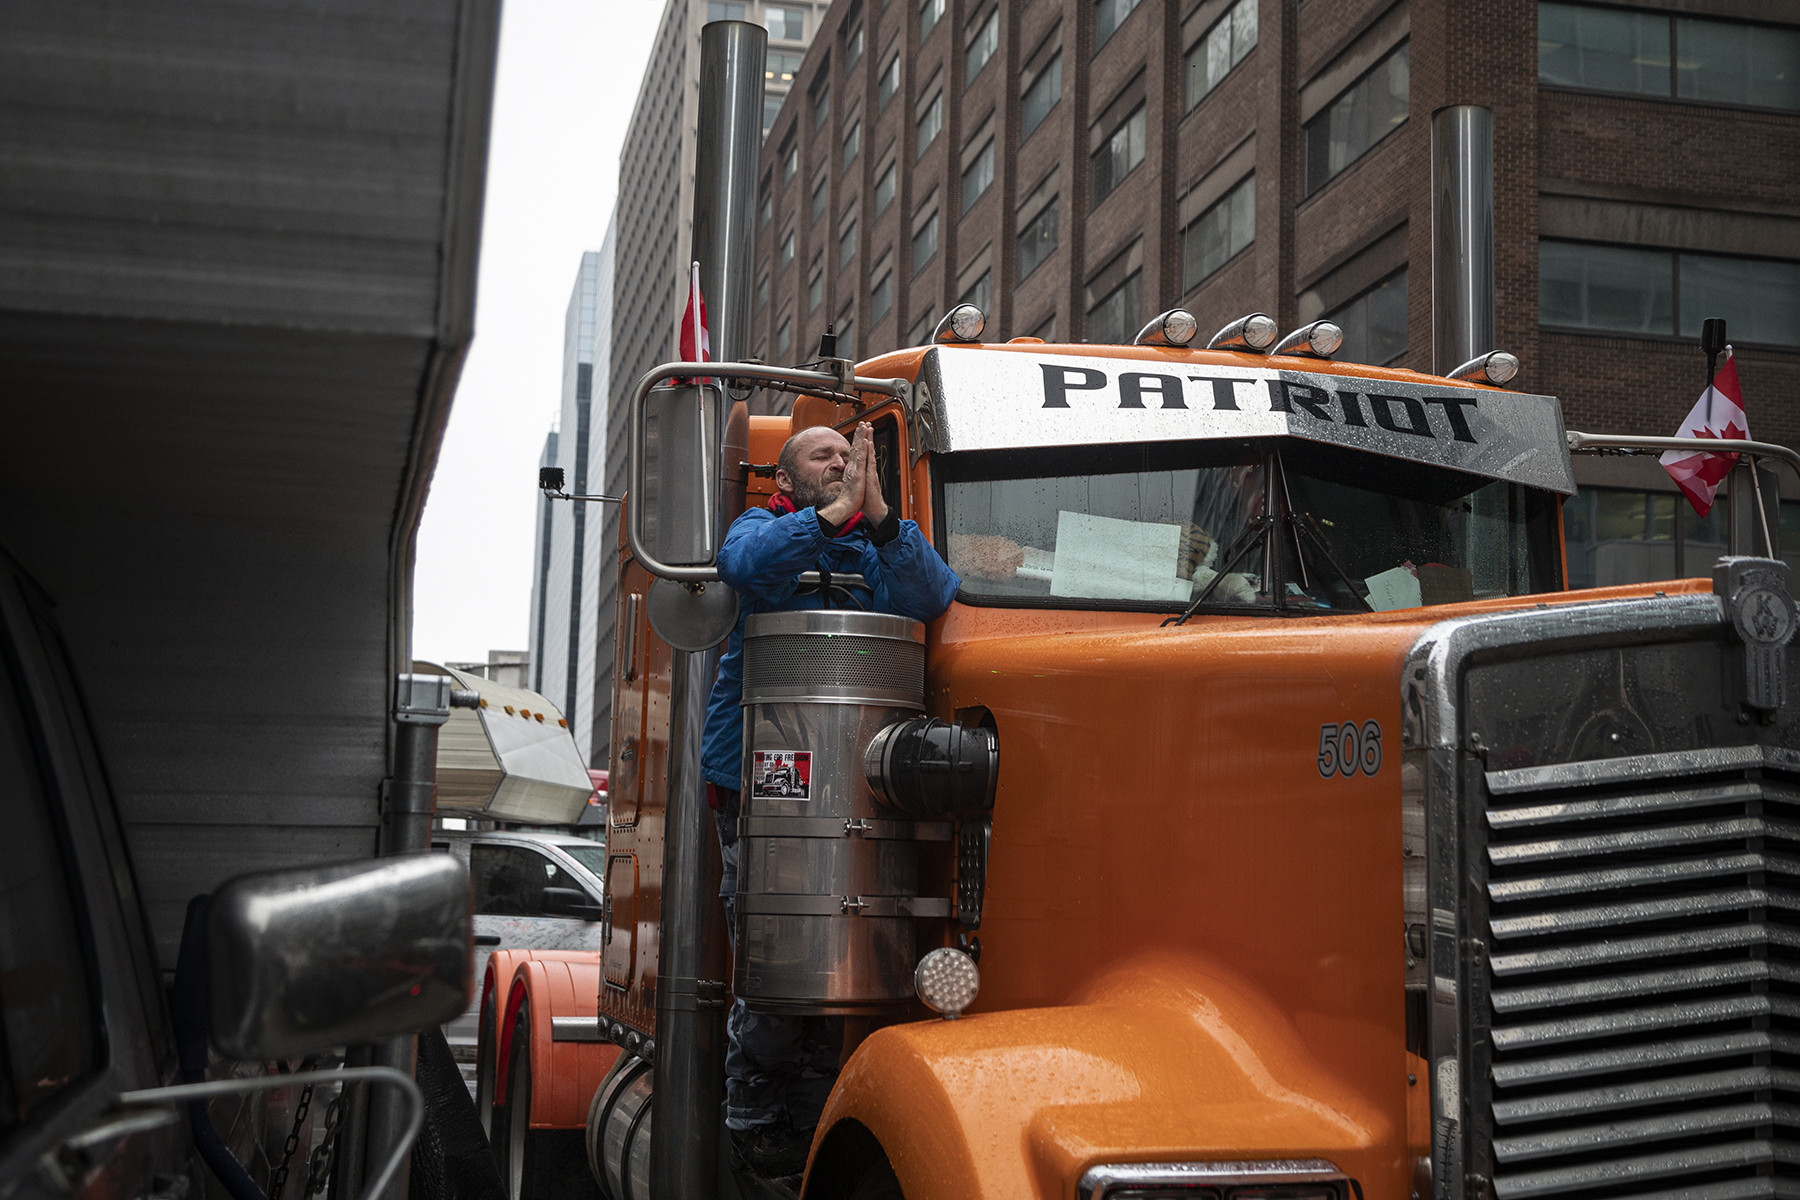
[652,19,766,1200]
[1430,105,1495,375]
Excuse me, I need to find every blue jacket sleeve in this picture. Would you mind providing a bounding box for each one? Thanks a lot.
[717,507,829,604]
[866,520,961,622]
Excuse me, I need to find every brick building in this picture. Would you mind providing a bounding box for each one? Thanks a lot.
[747,0,1800,584]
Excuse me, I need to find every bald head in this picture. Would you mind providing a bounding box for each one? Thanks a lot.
[775,426,853,510]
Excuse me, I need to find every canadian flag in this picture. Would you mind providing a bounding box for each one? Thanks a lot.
[1660,352,1748,518]
[679,260,710,366]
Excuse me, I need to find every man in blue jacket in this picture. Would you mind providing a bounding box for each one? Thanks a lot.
[702,419,958,1179]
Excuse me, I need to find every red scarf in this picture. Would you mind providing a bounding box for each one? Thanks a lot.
[770,492,863,537]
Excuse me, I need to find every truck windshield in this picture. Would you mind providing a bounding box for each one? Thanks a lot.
[940,439,1564,614]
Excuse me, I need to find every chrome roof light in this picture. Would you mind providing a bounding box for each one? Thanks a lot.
[1448,350,1521,386]
[1133,308,1199,347]
[1271,320,1344,359]
[933,304,986,344]
[1206,313,1280,353]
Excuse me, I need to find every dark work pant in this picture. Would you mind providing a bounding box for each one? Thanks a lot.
[711,785,845,1131]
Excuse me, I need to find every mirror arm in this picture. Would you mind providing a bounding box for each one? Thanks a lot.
[628,361,910,582]
[115,1067,420,1200]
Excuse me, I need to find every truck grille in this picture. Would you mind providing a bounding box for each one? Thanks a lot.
[1480,745,1800,1200]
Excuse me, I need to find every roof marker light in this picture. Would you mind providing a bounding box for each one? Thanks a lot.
[1272,320,1344,359]
[933,304,985,344]
[1448,350,1520,386]
[1134,309,1199,347]
[1207,313,1280,353]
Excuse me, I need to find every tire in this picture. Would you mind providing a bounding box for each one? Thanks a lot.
[497,999,599,1200]
[847,1155,903,1200]
[475,981,499,1140]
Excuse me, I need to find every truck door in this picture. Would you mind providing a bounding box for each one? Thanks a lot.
[0,556,187,1198]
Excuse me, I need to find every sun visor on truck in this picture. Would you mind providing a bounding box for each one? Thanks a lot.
[412,661,596,824]
[912,346,1578,495]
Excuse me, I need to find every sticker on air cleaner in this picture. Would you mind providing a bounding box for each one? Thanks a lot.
[751,750,812,800]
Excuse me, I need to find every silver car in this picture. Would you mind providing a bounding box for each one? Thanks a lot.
[431,828,607,1086]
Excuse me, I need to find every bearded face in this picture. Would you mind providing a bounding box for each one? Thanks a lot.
[779,431,853,510]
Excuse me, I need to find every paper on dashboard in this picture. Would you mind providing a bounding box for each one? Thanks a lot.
[1050,511,1191,602]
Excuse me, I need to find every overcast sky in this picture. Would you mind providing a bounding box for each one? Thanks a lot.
[413,0,665,666]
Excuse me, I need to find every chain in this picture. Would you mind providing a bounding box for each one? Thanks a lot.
[268,1083,314,1200]
[302,1092,348,1197]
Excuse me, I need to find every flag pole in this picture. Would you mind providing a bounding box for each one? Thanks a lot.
[1701,317,1726,426]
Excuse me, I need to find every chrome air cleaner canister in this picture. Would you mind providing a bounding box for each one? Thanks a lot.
[736,609,950,1012]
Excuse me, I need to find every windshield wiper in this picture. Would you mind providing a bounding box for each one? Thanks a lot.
[1162,515,1272,627]
[1287,511,1374,613]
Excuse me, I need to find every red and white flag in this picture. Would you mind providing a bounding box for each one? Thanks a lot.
[1660,352,1748,517]
[679,260,710,366]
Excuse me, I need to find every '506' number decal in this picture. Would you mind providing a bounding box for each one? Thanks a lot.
[1319,721,1382,778]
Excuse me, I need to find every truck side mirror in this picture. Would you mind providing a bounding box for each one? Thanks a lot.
[541,885,604,921]
[207,853,473,1060]
[638,382,725,570]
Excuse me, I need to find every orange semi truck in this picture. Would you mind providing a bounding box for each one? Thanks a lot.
[481,304,1800,1200]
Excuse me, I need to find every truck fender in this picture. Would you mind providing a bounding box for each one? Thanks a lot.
[485,950,615,1126]
[508,955,620,1129]
[806,952,1393,1200]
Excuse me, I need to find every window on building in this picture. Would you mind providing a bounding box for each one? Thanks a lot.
[766,5,804,40]
[921,0,946,43]
[1180,175,1254,293]
[809,268,824,312]
[838,316,856,359]
[1087,269,1141,344]
[768,49,805,85]
[843,119,860,169]
[1540,242,1800,346]
[1095,0,1143,50]
[1677,16,1800,109]
[911,307,937,346]
[780,231,795,267]
[1022,52,1062,141]
[1302,42,1409,196]
[763,94,782,133]
[708,2,745,19]
[873,264,894,323]
[778,318,792,356]
[917,91,943,158]
[1559,488,1800,588]
[967,9,1000,83]
[961,270,992,315]
[783,143,798,183]
[1326,268,1409,365]
[811,177,828,222]
[1018,197,1059,282]
[841,221,858,267]
[914,212,939,274]
[1090,104,1146,209]
[756,275,769,308]
[875,163,896,215]
[1539,3,1800,110]
[846,22,864,68]
[1032,313,1057,341]
[814,87,831,130]
[1185,0,1257,109]
[879,55,900,110]
[760,189,772,226]
[962,140,995,214]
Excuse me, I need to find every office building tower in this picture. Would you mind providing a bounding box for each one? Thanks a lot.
[747,0,1799,588]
